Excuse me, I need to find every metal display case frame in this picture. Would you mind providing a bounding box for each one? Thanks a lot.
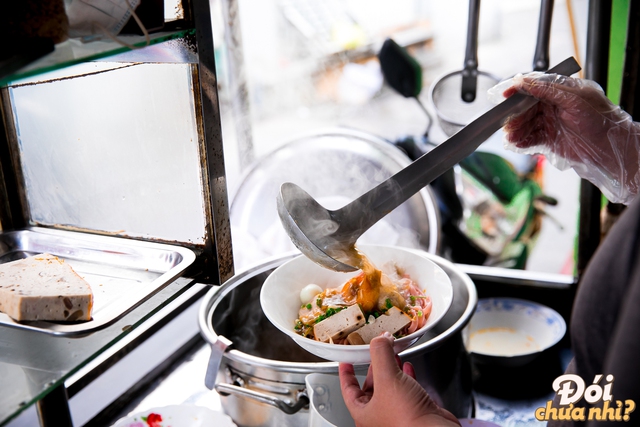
[0,0,234,286]
[0,0,234,425]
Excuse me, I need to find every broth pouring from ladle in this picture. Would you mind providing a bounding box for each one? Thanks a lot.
[277,179,405,272]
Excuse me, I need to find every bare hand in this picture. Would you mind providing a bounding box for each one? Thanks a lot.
[339,332,460,427]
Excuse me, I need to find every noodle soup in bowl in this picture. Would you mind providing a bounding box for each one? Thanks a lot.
[260,244,454,364]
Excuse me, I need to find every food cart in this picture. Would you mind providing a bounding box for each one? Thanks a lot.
[0,0,635,426]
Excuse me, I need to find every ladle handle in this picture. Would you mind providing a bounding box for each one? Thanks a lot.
[533,0,554,71]
[341,57,581,234]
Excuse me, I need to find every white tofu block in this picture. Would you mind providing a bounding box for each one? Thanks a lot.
[0,253,94,322]
[313,304,366,342]
[347,307,412,345]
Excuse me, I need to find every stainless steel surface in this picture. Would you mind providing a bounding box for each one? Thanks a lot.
[231,129,440,270]
[215,380,309,415]
[276,57,581,273]
[458,264,575,289]
[198,250,478,426]
[0,227,195,337]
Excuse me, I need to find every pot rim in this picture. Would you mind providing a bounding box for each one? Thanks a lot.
[402,251,478,355]
[198,250,477,370]
[198,252,341,372]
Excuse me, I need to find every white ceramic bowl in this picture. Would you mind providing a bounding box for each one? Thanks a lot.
[463,297,566,366]
[111,405,237,427]
[260,244,453,364]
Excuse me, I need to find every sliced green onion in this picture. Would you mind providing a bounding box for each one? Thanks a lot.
[314,306,345,323]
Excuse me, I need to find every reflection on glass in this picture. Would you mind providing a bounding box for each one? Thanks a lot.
[9,62,207,244]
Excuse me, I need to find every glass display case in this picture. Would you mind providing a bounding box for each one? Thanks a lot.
[0,0,232,425]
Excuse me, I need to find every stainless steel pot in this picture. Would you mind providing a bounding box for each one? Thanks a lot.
[198,251,478,427]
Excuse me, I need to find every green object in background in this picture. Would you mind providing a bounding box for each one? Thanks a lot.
[378,38,423,98]
[597,0,629,209]
[460,152,524,203]
[607,0,629,105]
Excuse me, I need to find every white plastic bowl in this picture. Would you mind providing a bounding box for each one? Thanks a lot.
[463,297,567,366]
[260,244,453,364]
[306,373,357,427]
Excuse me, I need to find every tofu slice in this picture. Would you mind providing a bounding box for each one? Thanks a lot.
[0,253,93,322]
[347,307,412,345]
[313,304,366,342]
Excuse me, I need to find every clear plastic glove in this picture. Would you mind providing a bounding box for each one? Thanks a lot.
[488,72,640,204]
[338,333,460,427]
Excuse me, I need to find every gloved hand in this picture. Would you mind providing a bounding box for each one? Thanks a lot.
[338,333,460,427]
[488,72,640,204]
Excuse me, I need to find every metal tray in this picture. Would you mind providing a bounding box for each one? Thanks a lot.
[0,227,196,337]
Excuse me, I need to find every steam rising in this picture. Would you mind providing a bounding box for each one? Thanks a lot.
[312,219,340,236]
[212,275,326,362]
[230,134,433,270]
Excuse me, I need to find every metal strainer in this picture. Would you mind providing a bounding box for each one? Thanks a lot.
[431,72,500,137]
[430,0,500,137]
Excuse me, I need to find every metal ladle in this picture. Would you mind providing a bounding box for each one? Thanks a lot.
[277,57,581,272]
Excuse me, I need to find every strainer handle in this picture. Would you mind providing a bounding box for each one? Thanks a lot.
[462,0,481,102]
[533,0,555,71]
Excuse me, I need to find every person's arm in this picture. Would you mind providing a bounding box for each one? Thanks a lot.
[499,72,640,205]
[339,332,460,427]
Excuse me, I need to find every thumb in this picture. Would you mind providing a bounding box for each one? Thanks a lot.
[369,333,401,385]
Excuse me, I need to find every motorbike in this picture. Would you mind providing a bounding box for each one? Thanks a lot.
[377,38,558,269]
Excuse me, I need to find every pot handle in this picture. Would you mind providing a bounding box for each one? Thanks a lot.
[205,335,233,390]
[215,383,309,415]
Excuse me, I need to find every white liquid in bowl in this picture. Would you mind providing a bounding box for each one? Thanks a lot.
[468,327,541,357]
[464,298,567,359]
